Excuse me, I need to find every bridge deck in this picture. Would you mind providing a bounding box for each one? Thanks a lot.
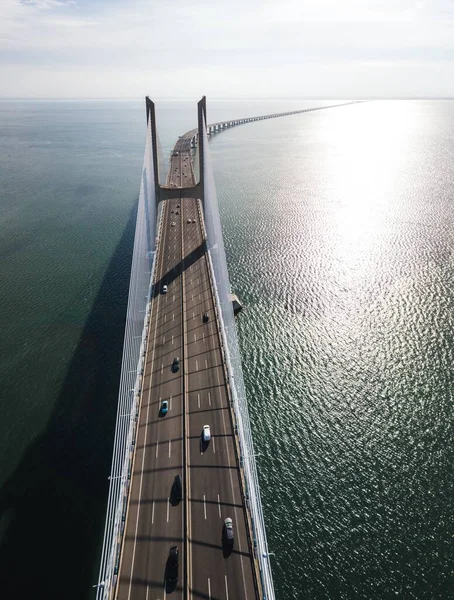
[115,146,258,599]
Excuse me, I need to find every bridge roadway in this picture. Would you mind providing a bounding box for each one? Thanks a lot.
[116,145,258,599]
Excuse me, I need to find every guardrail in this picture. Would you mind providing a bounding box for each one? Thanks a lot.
[95,121,160,599]
[200,117,276,599]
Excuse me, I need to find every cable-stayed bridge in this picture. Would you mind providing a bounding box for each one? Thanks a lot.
[95,98,361,600]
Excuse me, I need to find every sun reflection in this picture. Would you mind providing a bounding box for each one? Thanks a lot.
[311,101,427,283]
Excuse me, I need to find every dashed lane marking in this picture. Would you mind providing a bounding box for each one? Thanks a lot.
[225,575,230,600]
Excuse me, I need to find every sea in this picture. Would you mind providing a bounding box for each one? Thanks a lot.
[0,98,453,599]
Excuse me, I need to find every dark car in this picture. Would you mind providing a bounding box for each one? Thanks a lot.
[172,357,180,372]
[202,312,209,323]
[172,474,182,503]
[223,518,234,547]
[167,546,179,583]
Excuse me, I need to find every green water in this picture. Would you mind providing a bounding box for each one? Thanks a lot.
[1,99,454,599]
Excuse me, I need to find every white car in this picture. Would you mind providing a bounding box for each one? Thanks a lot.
[202,425,211,442]
[162,285,168,294]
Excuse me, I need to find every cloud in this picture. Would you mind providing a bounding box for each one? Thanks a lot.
[1,0,454,97]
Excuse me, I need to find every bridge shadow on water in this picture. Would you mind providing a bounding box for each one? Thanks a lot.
[0,202,138,599]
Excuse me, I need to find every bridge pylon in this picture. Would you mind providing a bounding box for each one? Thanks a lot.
[145,95,206,206]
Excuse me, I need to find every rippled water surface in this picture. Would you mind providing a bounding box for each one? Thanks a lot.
[1,99,454,599]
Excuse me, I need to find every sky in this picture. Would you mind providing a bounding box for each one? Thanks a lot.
[1,0,454,98]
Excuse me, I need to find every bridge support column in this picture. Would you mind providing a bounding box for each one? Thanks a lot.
[145,96,160,207]
[197,95,207,207]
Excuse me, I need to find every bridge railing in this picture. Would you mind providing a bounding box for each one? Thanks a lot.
[201,115,276,600]
[95,117,158,600]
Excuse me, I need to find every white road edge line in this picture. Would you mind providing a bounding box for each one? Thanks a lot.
[204,495,207,520]
[208,578,211,600]
[156,441,159,459]
[212,437,216,454]
[225,575,230,600]
[217,494,221,518]
[152,501,155,524]
[167,498,170,522]
[168,439,171,457]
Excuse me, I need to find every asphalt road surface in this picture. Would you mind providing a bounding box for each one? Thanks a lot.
[116,145,258,600]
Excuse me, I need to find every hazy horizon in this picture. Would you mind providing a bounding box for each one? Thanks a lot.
[2,0,454,99]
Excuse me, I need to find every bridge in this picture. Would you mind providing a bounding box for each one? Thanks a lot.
[95,98,360,600]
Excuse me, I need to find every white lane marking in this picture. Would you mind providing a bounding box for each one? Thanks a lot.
[173,313,175,321]
[216,369,220,385]
[172,334,174,345]
[162,336,165,345]
[163,582,166,600]
[195,360,198,372]
[202,332,205,340]
[164,314,166,323]
[161,364,163,374]
[208,578,211,600]
[168,439,171,457]
[155,441,159,458]
[225,575,230,600]
[167,498,170,522]
[208,391,211,406]
[205,359,208,370]
[127,309,156,600]
[220,391,249,600]
[169,395,172,410]
[194,333,197,343]
[192,293,194,300]
[152,501,155,524]
[193,311,195,319]
[198,393,200,408]
[212,437,216,454]
[146,585,150,600]
[173,294,175,302]
[203,495,207,519]
[217,494,221,518]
